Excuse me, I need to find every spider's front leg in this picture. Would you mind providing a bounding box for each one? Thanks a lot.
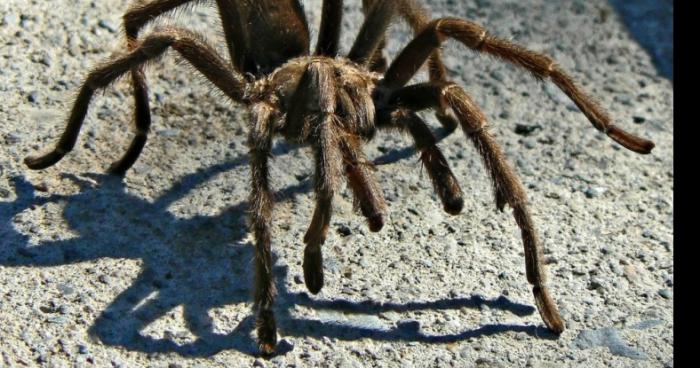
[388,82,566,333]
[287,61,386,294]
[285,61,344,294]
[24,27,247,171]
[303,118,343,294]
[382,17,654,154]
[248,103,279,355]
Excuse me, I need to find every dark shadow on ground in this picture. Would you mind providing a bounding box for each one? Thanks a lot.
[0,142,557,357]
[608,0,673,80]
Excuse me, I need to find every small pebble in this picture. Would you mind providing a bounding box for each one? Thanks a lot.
[27,91,38,103]
[57,283,75,296]
[77,344,89,355]
[97,19,118,33]
[336,224,352,237]
[633,116,646,124]
[32,182,48,192]
[658,289,672,299]
[2,13,18,26]
[47,316,68,325]
[6,132,21,143]
[587,279,604,290]
[514,123,542,136]
[585,186,607,198]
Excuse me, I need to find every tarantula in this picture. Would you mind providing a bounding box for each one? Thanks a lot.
[25,0,654,355]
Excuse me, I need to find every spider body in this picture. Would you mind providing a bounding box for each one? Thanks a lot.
[214,0,311,75]
[25,0,654,356]
[259,56,381,144]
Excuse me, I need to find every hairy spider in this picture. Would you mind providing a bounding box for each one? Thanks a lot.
[24,0,654,355]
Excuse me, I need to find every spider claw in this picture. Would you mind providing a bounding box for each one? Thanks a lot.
[303,249,324,294]
[106,161,128,177]
[606,126,655,154]
[368,213,384,232]
[444,196,464,215]
[256,309,278,356]
[496,203,506,212]
[495,191,507,212]
[532,286,566,334]
[24,151,66,170]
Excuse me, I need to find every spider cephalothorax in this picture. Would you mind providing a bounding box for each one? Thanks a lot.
[24,0,654,355]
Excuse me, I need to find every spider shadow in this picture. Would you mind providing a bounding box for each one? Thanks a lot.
[608,0,673,80]
[1,144,556,357]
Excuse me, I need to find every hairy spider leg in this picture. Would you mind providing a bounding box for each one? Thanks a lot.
[382,17,654,154]
[106,0,205,175]
[339,134,386,231]
[316,0,344,56]
[348,0,397,66]
[248,103,278,356]
[387,81,566,333]
[376,109,464,215]
[24,28,247,170]
[111,0,311,174]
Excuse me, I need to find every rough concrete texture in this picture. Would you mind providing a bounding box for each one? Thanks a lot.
[1,0,672,367]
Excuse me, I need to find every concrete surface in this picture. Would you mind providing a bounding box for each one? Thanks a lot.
[0,0,673,367]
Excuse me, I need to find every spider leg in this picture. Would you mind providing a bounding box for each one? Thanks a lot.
[389,82,565,333]
[24,27,248,171]
[283,61,342,294]
[303,116,344,294]
[315,0,343,56]
[381,0,460,130]
[107,0,209,175]
[248,103,278,355]
[339,133,386,231]
[382,17,654,154]
[123,0,206,41]
[360,0,388,72]
[377,109,464,214]
[348,0,397,66]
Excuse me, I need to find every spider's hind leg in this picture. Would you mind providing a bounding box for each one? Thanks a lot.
[111,0,202,175]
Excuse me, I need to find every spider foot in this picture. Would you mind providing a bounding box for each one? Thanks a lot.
[420,147,464,215]
[606,126,655,154]
[532,286,565,334]
[106,161,129,177]
[24,150,66,170]
[256,309,278,356]
[303,248,324,294]
[368,213,384,232]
